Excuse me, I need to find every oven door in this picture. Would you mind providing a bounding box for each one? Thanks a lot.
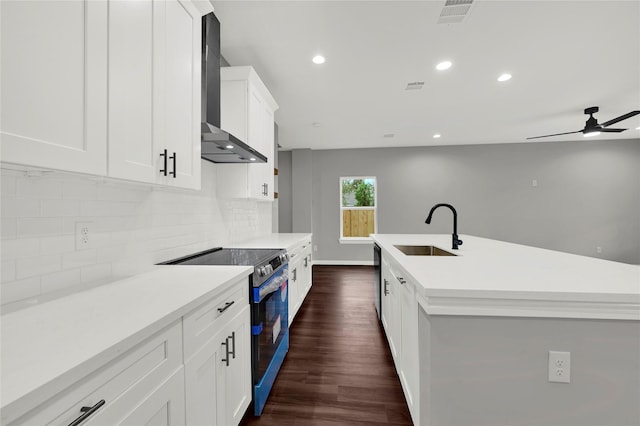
[251,265,289,415]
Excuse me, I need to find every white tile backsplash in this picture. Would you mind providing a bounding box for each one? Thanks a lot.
[1,161,272,309]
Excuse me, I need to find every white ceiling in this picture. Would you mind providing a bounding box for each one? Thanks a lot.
[212,0,640,151]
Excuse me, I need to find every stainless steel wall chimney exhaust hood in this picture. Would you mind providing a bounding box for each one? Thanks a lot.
[201,13,267,164]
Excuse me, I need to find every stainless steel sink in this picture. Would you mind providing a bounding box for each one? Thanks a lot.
[394,245,457,256]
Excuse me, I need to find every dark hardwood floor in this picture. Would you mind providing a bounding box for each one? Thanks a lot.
[240,265,412,426]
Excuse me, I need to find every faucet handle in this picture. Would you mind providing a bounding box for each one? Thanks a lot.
[452,234,463,250]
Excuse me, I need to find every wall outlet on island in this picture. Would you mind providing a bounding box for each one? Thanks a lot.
[596,246,602,254]
[548,351,571,383]
[313,245,318,252]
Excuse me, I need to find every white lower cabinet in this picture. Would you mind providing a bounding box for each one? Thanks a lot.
[85,368,186,426]
[8,277,252,426]
[288,239,313,325]
[381,255,420,425]
[185,304,251,426]
[10,321,184,426]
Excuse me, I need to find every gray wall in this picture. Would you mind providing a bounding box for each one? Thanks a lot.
[278,150,292,233]
[291,149,313,233]
[284,139,640,264]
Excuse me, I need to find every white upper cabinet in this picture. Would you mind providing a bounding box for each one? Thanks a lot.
[218,66,278,200]
[1,0,203,190]
[0,0,108,175]
[108,0,201,190]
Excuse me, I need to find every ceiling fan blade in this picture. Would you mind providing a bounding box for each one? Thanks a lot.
[526,130,581,140]
[598,128,626,133]
[600,110,640,127]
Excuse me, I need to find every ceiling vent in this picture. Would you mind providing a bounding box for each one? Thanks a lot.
[438,0,474,24]
[405,82,425,91]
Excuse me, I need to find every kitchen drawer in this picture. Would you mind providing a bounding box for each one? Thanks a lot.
[288,238,311,260]
[10,320,182,426]
[183,276,249,362]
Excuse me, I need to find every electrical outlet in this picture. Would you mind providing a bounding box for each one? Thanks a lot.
[75,222,94,250]
[313,245,318,252]
[596,246,602,254]
[548,351,571,383]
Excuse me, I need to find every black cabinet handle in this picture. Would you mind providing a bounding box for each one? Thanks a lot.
[229,331,236,359]
[221,338,230,366]
[68,400,106,426]
[217,301,234,314]
[384,278,389,295]
[169,152,176,178]
[159,149,168,176]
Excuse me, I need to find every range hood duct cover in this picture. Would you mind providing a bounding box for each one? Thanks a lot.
[201,12,267,164]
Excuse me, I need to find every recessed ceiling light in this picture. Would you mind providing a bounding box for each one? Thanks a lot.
[584,131,601,137]
[312,55,325,64]
[250,157,257,161]
[226,145,234,149]
[497,73,512,82]
[433,134,441,138]
[636,126,640,130]
[436,61,452,71]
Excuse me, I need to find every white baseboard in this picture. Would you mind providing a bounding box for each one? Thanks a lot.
[312,260,374,266]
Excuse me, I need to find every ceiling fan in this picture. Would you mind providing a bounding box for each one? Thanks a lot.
[527,106,640,140]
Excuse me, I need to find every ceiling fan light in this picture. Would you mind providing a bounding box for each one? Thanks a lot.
[583,131,600,137]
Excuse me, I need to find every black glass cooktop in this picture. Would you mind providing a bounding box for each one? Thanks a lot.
[160,247,283,267]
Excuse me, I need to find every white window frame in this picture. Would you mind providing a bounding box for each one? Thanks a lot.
[339,176,377,244]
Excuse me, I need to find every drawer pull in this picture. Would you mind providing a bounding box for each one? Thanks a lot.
[217,301,235,314]
[68,400,105,426]
[384,278,389,295]
[397,277,406,285]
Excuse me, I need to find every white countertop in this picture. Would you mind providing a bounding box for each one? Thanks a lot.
[372,234,640,320]
[232,233,312,250]
[1,265,253,421]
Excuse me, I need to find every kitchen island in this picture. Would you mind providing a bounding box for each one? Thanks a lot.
[372,234,640,426]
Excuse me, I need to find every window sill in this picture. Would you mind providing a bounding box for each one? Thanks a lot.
[339,237,373,245]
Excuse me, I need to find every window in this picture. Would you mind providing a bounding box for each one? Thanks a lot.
[340,177,377,241]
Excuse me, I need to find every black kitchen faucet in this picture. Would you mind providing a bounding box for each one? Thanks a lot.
[425,203,463,250]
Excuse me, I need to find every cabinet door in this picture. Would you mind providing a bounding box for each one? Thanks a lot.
[1,0,107,175]
[288,262,300,325]
[162,0,201,190]
[87,368,186,426]
[217,305,252,426]
[108,0,201,189]
[107,0,158,184]
[185,305,251,426]
[387,272,401,364]
[399,278,419,424]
